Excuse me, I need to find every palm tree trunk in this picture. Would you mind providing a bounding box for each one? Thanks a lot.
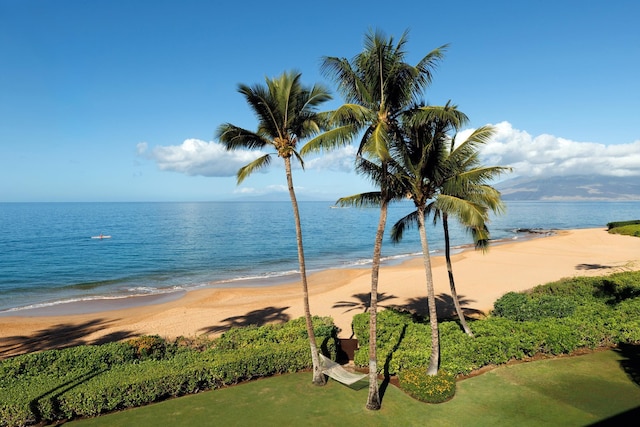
[284,157,325,386]
[365,197,387,410]
[417,207,439,375]
[443,214,474,337]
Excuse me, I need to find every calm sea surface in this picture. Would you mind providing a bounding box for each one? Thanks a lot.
[1,201,638,313]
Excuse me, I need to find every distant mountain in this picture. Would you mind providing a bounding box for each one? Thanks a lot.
[495,175,640,201]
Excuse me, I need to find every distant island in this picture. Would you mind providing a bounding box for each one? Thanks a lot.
[496,175,640,201]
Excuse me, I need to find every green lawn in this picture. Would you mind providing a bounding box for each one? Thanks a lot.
[70,349,639,427]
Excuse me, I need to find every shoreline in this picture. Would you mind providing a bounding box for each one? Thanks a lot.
[0,231,545,318]
[1,227,639,358]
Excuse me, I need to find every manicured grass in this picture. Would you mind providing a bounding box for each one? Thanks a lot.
[70,349,639,426]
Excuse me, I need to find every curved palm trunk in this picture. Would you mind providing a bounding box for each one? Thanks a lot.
[417,206,439,375]
[442,214,473,337]
[284,157,325,386]
[365,197,387,410]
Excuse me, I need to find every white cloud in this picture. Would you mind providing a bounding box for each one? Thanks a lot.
[478,121,640,177]
[233,184,289,195]
[304,145,357,173]
[137,139,264,177]
[140,123,640,183]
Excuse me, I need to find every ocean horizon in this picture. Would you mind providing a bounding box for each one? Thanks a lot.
[1,200,638,315]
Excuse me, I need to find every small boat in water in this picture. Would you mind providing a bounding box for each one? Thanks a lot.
[91,234,111,239]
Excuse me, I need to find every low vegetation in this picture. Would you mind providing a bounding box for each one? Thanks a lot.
[607,220,640,237]
[1,271,639,425]
[0,317,338,427]
[351,270,640,378]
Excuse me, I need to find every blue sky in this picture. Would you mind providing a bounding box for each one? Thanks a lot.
[1,0,639,202]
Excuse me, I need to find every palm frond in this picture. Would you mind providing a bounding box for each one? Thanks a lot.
[336,192,382,208]
[390,210,420,243]
[237,154,271,184]
[216,124,269,150]
[300,124,359,155]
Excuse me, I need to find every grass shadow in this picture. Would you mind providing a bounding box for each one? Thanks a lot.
[613,343,640,386]
[199,306,290,334]
[0,319,135,359]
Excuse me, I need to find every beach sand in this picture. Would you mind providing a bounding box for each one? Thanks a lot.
[1,228,639,358]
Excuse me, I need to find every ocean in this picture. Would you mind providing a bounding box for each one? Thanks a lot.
[1,201,638,314]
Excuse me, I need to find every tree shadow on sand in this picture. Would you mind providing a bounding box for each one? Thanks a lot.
[0,318,135,359]
[199,306,291,335]
[576,263,614,271]
[391,294,485,320]
[332,292,398,313]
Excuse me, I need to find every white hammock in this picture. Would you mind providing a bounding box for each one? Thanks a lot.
[318,353,367,386]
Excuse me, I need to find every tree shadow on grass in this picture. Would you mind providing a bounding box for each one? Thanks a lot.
[613,343,640,386]
[0,319,135,359]
[390,294,484,321]
[199,306,291,334]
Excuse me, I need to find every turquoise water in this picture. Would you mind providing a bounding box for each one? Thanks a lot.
[0,201,638,313]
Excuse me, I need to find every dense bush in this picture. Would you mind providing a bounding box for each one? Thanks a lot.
[352,271,640,378]
[492,292,576,321]
[352,309,413,371]
[607,220,640,229]
[0,316,337,427]
[398,368,456,403]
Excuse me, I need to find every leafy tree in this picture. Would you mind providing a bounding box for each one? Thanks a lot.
[306,29,446,408]
[216,71,331,385]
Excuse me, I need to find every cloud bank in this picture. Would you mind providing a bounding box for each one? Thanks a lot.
[136,139,262,177]
[139,122,640,179]
[137,139,357,177]
[479,121,640,177]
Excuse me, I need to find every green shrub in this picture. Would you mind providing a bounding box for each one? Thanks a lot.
[214,316,337,351]
[0,317,337,426]
[493,292,576,321]
[607,220,640,229]
[607,220,640,237]
[398,368,456,403]
[126,335,177,360]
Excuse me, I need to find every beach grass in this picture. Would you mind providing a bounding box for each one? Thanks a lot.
[607,220,640,237]
[69,349,639,427]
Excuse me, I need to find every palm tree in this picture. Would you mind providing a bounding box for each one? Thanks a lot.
[216,71,331,386]
[305,29,447,409]
[391,106,509,364]
[430,129,510,336]
[389,104,468,375]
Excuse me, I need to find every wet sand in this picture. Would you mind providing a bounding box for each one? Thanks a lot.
[1,228,639,358]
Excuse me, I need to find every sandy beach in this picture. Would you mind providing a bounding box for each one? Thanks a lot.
[2,227,639,358]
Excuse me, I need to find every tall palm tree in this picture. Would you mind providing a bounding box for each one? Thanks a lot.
[216,71,331,385]
[389,104,468,375]
[304,29,447,409]
[430,129,510,336]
